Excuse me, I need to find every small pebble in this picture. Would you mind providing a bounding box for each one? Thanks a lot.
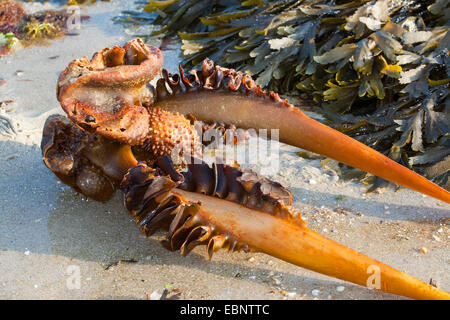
[272,277,281,285]
[420,247,428,254]
[309,179,317,185]
[311,289,320,297]
[24,251,30,256]
[330,175,339,183]
[437,228,443,233]
[286,291,296,298]
[149,291,161,300]
[336,286,345,292]
[429,278,438,288]
[248,257,255,263]
[432,235,440,242]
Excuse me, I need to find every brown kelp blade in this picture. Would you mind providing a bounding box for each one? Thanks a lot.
[122,158,449,300]
[154,60,450,203]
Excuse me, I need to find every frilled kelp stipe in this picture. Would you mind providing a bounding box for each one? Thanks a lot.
[119,155,450,299]
[121,155,296,252]
[118,0,450,189]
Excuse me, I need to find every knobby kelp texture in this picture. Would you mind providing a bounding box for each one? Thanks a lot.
[121,155,450,300]
[119,0,450,189]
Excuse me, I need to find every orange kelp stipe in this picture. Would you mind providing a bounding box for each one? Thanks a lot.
[121,159,450,300]
[154,60,450,204]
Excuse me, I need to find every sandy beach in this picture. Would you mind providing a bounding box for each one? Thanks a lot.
[0,0,449,300]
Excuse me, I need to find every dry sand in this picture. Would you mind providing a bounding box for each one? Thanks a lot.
[0,0,448,300]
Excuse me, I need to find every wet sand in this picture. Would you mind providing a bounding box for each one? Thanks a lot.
[0,0,448,300]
